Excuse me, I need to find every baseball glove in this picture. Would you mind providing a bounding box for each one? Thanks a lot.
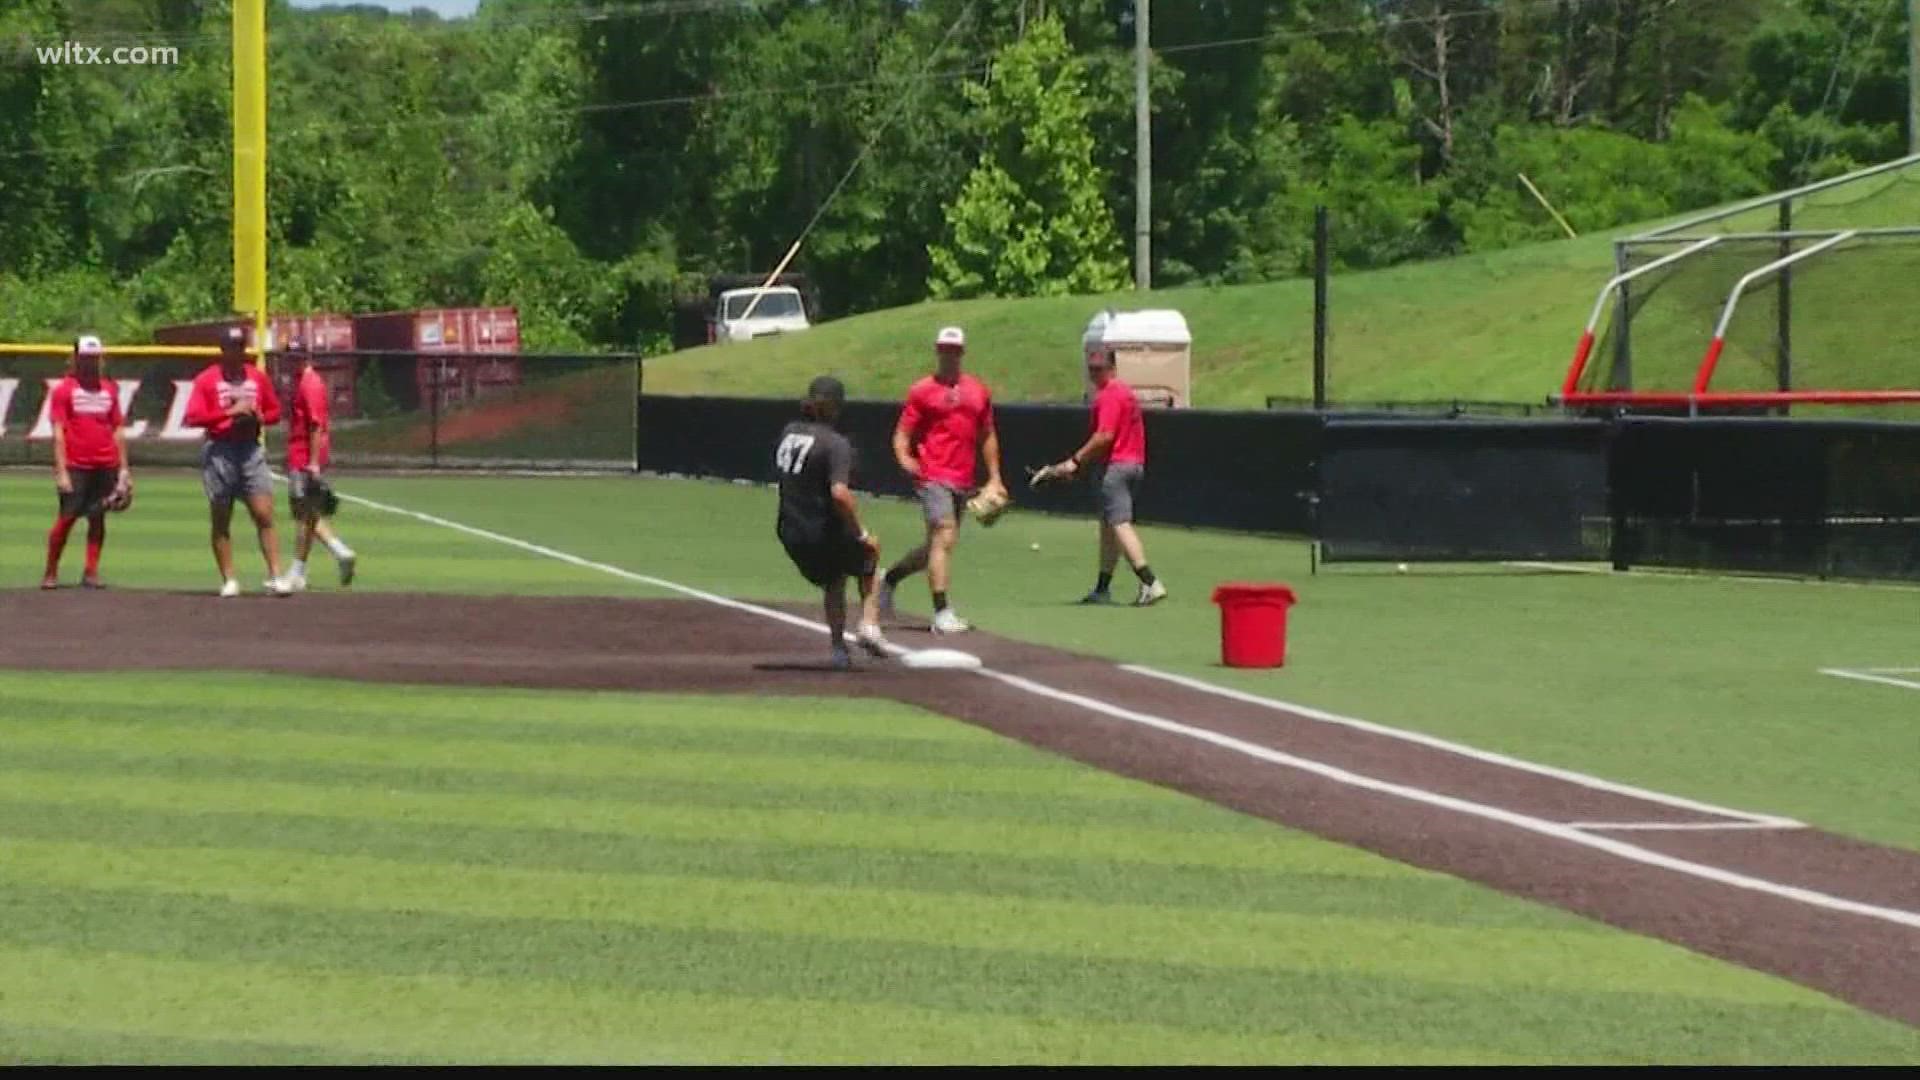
[311,475,342,517]
[967,486,1012,527]
[101,473,133,514]
[1026,462,1070,489]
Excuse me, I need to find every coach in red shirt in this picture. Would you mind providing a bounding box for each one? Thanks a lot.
[42,336,130,589]
[183,326,290,597]
[1049,348,1166,606]
[878,326,1006,634]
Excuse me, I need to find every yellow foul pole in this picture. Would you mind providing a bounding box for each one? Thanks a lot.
[232,0,268,355]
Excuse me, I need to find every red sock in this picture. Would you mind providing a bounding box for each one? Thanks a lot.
[85,517,106,575]
[45,516,78,577]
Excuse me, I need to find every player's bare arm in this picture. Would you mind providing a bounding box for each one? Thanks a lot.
[52,421,72,493]
[831,482,878,553]
[114,426,131,484]
[1057,430,1116,477]
[982,428,1006,493]
[312,416,330,476]
[892,425,921,479]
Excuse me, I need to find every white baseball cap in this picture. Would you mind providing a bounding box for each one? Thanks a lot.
[935,326,966,349]
[73,335,104,355]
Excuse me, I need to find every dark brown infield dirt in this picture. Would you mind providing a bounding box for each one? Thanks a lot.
[2,588,1917,1028]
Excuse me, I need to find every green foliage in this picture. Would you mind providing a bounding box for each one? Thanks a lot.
[929,17,1128,299]
[1449,98,1778,250]
[0,1,1911,350]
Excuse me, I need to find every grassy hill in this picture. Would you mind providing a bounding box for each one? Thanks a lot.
[642,160,1920,408]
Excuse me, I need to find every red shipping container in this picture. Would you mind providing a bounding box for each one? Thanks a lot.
[353,307,521,412]
[466,307,520,354]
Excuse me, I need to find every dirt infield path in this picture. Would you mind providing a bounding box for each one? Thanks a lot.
[3,588,1917,1027]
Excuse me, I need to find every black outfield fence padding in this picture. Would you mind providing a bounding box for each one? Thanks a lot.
[636,395,1322,536]
[1610,418,1920,581]
[1317,419,1613,564]
[637,392,1920,584]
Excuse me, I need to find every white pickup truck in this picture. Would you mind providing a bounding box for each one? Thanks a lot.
[715,286,811,344]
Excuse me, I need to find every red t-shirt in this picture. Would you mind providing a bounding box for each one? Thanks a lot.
[49,375,124,469]
[899,373,994,488]
[183,363,282,442]
[1092,377,1147,466]
[286,366,330,471]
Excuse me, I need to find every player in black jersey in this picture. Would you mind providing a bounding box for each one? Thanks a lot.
[775,376,891,669]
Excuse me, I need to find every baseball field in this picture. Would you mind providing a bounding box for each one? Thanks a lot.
[3,468,1918,1064]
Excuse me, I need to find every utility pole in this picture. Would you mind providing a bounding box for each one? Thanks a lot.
[1134,0,1151,291]
[1910,0,1919,154]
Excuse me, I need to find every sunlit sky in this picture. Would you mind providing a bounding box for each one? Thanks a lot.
[290,0,481,17]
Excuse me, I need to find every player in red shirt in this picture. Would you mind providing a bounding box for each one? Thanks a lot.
[42,336,131,590]
[1046,348,1166,606]
[283,351,358,591]
[183,327,290,597]
[878,326,1005,634]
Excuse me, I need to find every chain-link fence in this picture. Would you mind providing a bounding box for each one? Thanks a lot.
[0,350,639,471]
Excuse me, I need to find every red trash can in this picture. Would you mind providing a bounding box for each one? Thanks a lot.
[1211,583,1298,669]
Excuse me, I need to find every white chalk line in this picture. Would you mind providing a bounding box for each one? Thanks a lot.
[1570,821,1805,833]
[1820,668,1920,693]
[1120,665,1800,828]
[339,489,1920,934]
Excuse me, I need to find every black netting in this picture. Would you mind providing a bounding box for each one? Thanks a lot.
[1585,234,1920,420]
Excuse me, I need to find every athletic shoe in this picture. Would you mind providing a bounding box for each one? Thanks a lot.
[931,608,971,634]
[830,645,853,671]
[218,579,241,598]
[1079,589,1113,605]
[855,622,890,658]
[876,581,896,622]
[286,572,308,593]
[39,575,58,591]
[80,573,104,590]
[338,552,357,588]
[1134,580,1169,607]
[266,577,294,598]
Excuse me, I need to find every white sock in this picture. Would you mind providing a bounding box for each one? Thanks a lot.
[326,537,353,560]
[291,559,307,579]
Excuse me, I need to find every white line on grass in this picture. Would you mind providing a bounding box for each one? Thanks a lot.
[1505,560,1920,594]
[1820,668,1920,693]
[341,490,1920,934]
[1119,665,1802,828]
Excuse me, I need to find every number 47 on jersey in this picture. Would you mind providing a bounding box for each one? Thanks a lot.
[776,433,816,475]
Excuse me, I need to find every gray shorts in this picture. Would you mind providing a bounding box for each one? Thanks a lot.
[201,441,273,505]
[1098,462,1145,525]
[916,482,966,528]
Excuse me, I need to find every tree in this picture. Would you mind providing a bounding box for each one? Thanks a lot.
[929,16,1127,298]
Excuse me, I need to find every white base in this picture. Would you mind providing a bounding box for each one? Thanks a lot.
[897,647,983,671]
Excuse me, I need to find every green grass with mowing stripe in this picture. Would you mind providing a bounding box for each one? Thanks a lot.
[1,672,1914,1064]
[308,471,1920,851]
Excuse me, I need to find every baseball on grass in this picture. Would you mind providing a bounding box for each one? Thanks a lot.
[1030,542,1042,552]
[1396,563,1410,574]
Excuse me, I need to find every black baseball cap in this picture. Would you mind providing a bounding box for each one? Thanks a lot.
[806,375,846,405]
[220,326,247,353]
